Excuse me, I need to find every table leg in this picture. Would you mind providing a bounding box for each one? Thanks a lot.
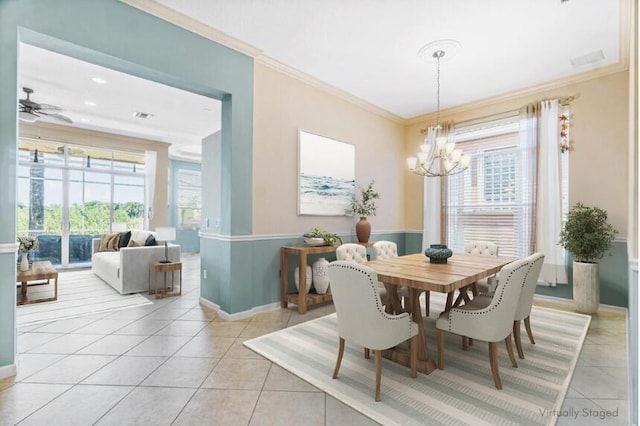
[382,287,437,374]
[21,281,27,298]
[384,284,403,314]
[280,250,288,308]
[53,275,58,301]
[299,254,308,314]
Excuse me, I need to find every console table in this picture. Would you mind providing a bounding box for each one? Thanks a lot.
[281,245,336,314]
[280,242,373,314]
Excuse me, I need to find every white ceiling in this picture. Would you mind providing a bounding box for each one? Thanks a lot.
[18,0,624,159]
[19,43,222,160]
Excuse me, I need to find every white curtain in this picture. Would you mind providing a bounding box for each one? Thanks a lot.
[518,104,538,257]
[422,122,453,250]
[536,100,568,284]
[144,150,157,230]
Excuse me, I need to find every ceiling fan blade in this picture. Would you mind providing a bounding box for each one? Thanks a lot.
[39,111,73,124]
[36,103,62,111]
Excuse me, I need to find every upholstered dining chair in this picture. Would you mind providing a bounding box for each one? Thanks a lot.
[445,241,499,311]
[327,261,419,401]
[336,243,387,302]
[464,241,499,294]
[471,253,545,359]
[372,241,412,315]
[435,256,530,389]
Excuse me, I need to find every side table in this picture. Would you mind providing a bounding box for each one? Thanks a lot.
[148,261,182,299]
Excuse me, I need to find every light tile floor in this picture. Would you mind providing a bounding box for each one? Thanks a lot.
[0,254,629,425]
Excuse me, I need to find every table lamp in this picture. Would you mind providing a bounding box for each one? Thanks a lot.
[155,227,176,263]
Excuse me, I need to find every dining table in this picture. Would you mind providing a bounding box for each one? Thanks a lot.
[366,252,514,375]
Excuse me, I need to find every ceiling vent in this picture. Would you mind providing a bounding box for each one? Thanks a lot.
[570,50,605,68]
[133,111,154,119]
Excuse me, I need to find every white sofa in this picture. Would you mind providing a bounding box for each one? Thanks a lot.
[91,230,181,294]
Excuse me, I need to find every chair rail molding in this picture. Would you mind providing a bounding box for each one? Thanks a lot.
[0,243,19,253]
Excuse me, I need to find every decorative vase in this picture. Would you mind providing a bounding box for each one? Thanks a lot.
[312,257,330,294]
[424,244,453,264]
[20,252,29,271]
[573,261,599,314]
[294,265,312,294]
[355,217,371,243]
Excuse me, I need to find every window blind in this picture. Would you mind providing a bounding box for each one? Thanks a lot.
[444,116,536,258]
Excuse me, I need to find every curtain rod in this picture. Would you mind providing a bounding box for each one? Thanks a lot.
[418,93,578,134]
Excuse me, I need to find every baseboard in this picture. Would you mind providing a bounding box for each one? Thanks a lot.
[534,294,629,314]
[0,363,16,380]
[199,297,281,321]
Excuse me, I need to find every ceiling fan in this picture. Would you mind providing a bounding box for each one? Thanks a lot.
[19,87,73,124]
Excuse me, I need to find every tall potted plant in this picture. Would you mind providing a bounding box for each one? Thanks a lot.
[346,180,380,243]
[559,203,617,313]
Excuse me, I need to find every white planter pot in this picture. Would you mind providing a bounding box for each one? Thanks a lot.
[294,265,312,294]
[573,261,600,314]
[312,257,330,294]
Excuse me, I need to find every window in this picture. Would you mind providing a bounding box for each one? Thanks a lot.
[18,139,145,266]
[483,147,516,204]
[177,169,201,228]
[444,116,533,258]
[443,111,570,258]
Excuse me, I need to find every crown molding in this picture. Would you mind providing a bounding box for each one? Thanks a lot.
[405,62,629,126]
[122,0,404,125]
[121,0,262,57]
[255,55,405,124]
[124,0,630,129]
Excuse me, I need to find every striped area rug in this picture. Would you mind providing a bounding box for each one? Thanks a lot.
[16,269,152,327]
[244,295,590,426]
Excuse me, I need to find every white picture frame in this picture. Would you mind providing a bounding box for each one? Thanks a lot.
[297,130,355,216]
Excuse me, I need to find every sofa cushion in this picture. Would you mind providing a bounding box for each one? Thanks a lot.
[127,238,143,247]
[145,234,158,246]
[118,231,132,248]
[99,232,121,252]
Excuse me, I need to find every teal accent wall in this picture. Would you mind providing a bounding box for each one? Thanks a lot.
[169,159,201,253]
[535,241,629,307]
[0,0,253,370]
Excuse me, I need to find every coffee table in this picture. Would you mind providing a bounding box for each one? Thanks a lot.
[16,260,59,305]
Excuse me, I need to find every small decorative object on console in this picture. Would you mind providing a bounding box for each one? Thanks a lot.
[424,244,453,264]
[303,227,342,246]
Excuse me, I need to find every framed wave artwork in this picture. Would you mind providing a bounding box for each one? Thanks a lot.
[298,130,355,216]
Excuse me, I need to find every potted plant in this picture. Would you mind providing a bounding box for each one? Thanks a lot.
[17,235,39,271]
[559,203,617,313]
[346,180,380,243]
[303,227,343,247]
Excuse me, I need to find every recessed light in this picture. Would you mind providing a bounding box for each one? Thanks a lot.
[91,77,107,84]
[84,101,96,106]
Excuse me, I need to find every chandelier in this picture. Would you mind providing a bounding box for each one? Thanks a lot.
[407,49,469,177]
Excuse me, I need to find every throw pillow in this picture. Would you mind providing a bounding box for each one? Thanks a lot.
[99,232,121,252]
[127,238,143,247]
[145,234,158,246]
[118,231,132,248]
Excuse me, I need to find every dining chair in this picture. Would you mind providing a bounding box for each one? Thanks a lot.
[471,253,545,359]
[446,241,499,310]
[372,241,412,315]
[327,261,419,401]
[435,256,530,389]
[336,243,387,302]
[465,241,499,293]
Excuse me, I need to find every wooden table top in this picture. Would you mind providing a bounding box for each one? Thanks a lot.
[16,260,58,281]
[367,253,514,294]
